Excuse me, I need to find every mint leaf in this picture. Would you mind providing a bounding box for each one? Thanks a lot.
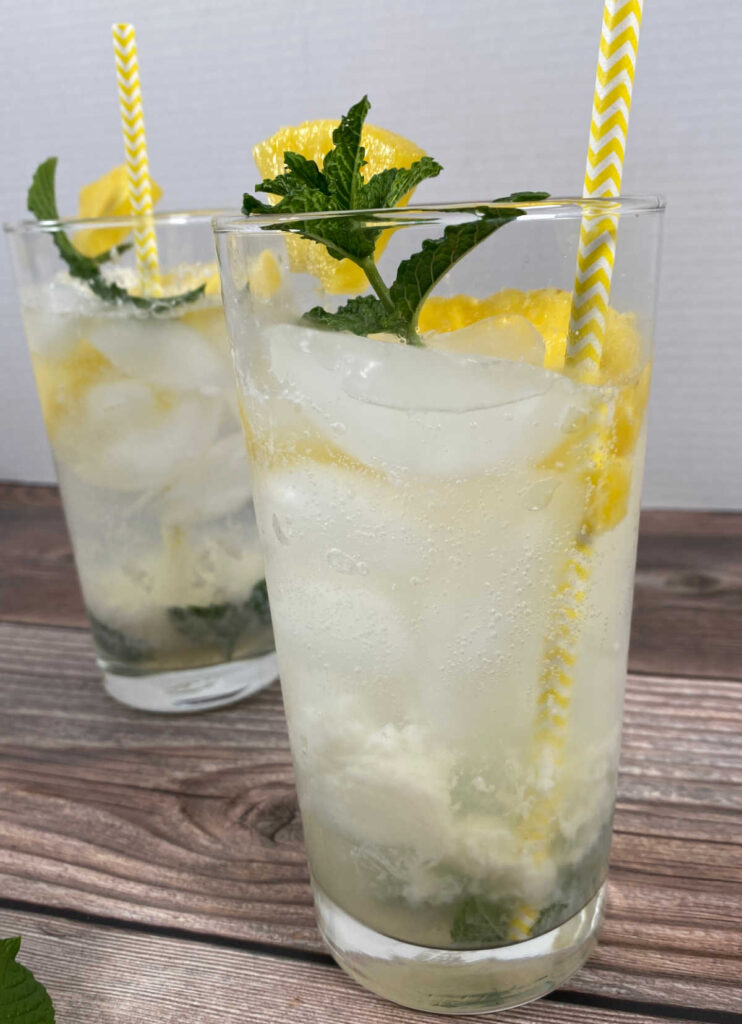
[28,159,125,279]
[451,896,575,947]
[242,97,441,295]
[450,896,514,946]
[86,275,206,314]
[359,156,442,209]
[169,602,247,661]
[88,611,151,664]
[303,294,398,337]
[532,900,570,934]
[245,187,379,265]
[302,194,550,342]
[247,579,271,623]
[256,152,329,197]
[322,95,369,208]
[27,158,205,313]
[283,152,329,193]
[27,158,61,222]
[168,579,272,661]
[388,193,549,337]
[0,936,55,1024]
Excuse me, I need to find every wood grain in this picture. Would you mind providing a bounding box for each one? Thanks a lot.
[0,622,739,1011]
[0,908,708,1024]
[0,484,85,627]
[1,485,741,679]
[632,510,742,680]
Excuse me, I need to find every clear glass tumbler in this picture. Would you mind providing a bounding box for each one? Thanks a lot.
[6,211,277,712]
[214,197,664,1013]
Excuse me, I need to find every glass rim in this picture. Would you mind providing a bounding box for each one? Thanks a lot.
[213,195,665,234]
[3,207,240,235]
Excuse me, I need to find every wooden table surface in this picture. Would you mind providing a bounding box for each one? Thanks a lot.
[0,483,740,1023]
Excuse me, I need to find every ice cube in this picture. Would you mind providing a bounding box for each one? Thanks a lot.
[21,307,82,360]
[270,565,412,691]
[62,386,221,491]
[260,323,597,478]
[82,379,155,429]
[426,314,546,366]
[257,463,430,577]
[88,316,233,392]
[160,432,253,527]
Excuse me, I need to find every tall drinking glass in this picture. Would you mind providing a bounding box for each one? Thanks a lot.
[214,198,663,1013]
[6,211,277,712]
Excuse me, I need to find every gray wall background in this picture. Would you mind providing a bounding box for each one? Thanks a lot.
[1,0,740,508]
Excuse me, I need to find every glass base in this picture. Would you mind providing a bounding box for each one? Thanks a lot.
[315,881,605,1015]
[103,651,279,713]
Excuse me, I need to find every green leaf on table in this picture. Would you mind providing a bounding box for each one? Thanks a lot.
[0,936,56,1024]
[88,612,151,664]
[168,578,273,662]
[27,157,205,313]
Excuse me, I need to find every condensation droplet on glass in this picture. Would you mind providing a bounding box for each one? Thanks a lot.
[327,548,367,575]
[273,513,291,545]
[524,476,561,511]
[330,420,347,435]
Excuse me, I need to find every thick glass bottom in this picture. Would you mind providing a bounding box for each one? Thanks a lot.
[314,879,605,1015]
[103,650,279,712]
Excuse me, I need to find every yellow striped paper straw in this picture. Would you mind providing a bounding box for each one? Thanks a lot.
[509,0,643,944]
[112,23,161,295]
[565,0,643,377]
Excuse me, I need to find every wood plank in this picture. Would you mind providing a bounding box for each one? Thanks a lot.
[0,622,739,1011]
[0,907,706,1024]
[631,510,742,680]
[1,484,741,679]
[0,484,85,627]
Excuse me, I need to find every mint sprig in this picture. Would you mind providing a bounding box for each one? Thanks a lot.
[305,193,548,344]
[27,158,205,313]
[0,937,55,1024]
[241,96,548,344]
[242,96,443,331]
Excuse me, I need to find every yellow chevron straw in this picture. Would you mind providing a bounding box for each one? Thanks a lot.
[566,0,643,376]
[509,0,644,944]
[111,23,161,295]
